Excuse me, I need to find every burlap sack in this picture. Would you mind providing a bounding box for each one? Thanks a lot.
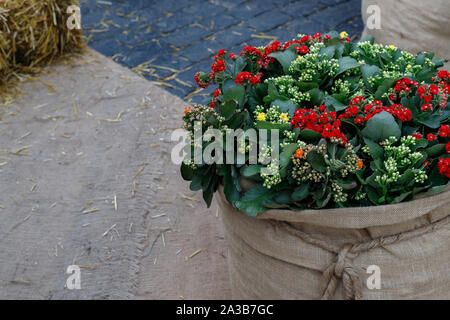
[361,0,450,70]
[216,185,450,299]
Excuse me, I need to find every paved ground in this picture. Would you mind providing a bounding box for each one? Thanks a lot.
[79,0,363,104]
[0,49,230,299]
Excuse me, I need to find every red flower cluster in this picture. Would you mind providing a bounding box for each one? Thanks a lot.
[290,107,347,145]
[339,98,412,124]
[209,88,221,108]
[211,59,225,75]
[438,124,450,137]
[194,72,210,88]
[393,76,449,109]
[393,78,418,94]
[235,71,262,85]
[241,41,283,69]
[214,49,226,61]
[437,70,449,80]
[421,103,433,111]
[283,39,303,50]
[241,46,263,59]
[295,45,309,54]
[417,84,439,103]
[228,52,238,60]
[362,101,411,122]
[435,70,450,95]
[263,41,282,57]
[437,158,450,178]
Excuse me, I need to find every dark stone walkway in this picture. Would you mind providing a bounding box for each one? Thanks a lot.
[80,0,363,104]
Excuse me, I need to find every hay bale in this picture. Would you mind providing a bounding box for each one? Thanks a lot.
[0,0,84,93]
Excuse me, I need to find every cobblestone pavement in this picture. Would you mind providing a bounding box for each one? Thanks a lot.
[80,0,363,104]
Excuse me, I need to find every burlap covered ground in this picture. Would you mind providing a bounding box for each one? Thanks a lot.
[362,0,450,70]
[217,185,450,300]
[0,49,230,299]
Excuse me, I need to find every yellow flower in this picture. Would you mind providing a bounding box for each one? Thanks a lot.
[279,113,289,123]
[389,45,396,49]
[406,64,412,69]
[296,55,302,61]
[340,31,348,38]
[257,112,266,121]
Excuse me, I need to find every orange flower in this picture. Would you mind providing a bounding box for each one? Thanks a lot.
[184,106,191,114]
[295,149,304,159]
[357,159,363,169]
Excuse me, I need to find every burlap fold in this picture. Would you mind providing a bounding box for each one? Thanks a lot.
[217,186,450,299]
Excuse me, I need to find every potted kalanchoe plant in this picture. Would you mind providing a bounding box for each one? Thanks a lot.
[180,31,450,300]
[182,31,449,214]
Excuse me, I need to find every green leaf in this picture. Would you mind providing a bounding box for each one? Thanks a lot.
[271,99,297,117]
[224,166,241,203]
[279,143,298,168]
[274,191,291,204]
[267,82,280,98]
[363,138,384,158]
[291,184,309,201]
[230,56,246,76]
[428,165,448,186]
[299,129,322,141]
[180,163,194,181]
[337,181,357,190]
[296,82,319,91]
[392,191,412,204]
[367,187,381,205]
[360,64,380,89]
[240,165,262,178]
[190,174,203,191]
[202,175,218,207]
[222,79,245,105]
[366,171,382,189]
[362,111,401,142]
[308,88,325,106]
[426,182,450,196]
[411,138,428,151]
[255,121,291,131]
[315,192,331,208]
[307,150,327,172]
[219,100,236,119]
[228,111,246,129]
[397,169,415,186]
[319,45,336,59]
[417,114,444,129]
[374,78,396,100]
[416,67,436,82]
[425,144,446,157]
[235,184,280,216]
[336,56,360,76]
[359,34,374,44]
[269,49,298,74]
[415,52,426,66]
[325,31,340,39]
[324,94,347,111]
